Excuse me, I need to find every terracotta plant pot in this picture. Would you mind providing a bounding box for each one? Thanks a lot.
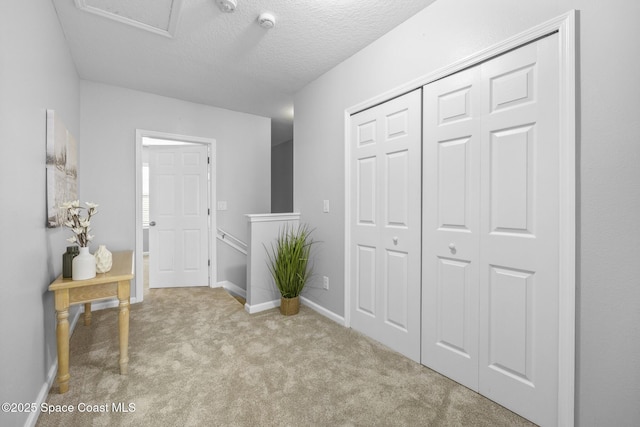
[280,296,300,316]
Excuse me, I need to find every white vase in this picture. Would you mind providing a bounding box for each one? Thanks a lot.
[94,245,113,273]
[72,246,96,280]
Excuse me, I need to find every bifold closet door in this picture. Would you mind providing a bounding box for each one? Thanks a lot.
[350,89,422,362]
[422,34,560,426]
[478,34,559,426]
[422,65,482,390]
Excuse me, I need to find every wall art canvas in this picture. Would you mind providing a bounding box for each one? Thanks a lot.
[46,110,78,227]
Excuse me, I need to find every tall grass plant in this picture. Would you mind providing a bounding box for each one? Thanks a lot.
[266,224,314,299]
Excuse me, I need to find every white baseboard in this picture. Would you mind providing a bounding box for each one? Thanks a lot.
[30,297,139,426]
[80,296,140,313]
[24,356,58,427]
[27,308,82,427]
[300,296,346,326]
[84,299,119,311]
[217,281,246,299]
[243,295,345,325]
[245,299,280,314]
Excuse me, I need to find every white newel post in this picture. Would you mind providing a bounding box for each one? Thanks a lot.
[245,213,300,313]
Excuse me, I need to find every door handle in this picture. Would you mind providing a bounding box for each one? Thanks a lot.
[393,237,398,245]
[448,243,456,254]
[149,221,156,226]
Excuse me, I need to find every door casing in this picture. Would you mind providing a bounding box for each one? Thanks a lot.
[135,129,217,302]
[344,11,576,427]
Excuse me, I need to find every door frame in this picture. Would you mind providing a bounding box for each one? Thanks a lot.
[135,129,217,301]
[344,11,576,426]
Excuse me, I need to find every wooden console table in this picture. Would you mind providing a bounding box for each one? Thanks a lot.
[48,250,134,394]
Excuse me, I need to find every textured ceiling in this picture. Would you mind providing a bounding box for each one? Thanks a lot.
[81,0,177,31]
[52,0,437,143]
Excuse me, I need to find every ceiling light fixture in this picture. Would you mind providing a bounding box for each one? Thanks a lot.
[216,0,237,13]
[258,12,276,29]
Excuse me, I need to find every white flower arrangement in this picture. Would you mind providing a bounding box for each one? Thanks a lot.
[60,200,99,247]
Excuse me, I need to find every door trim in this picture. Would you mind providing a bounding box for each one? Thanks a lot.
[344,11,576,426]
[135,129,217,302]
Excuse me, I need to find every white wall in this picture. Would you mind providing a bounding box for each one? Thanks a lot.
[0,2,80,426]
[294,0,640,425]
[80,81,270,296]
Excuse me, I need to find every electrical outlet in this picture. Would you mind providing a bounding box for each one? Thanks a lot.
[322,276,329,290]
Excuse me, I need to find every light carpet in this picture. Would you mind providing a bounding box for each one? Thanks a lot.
[37,287,535,426]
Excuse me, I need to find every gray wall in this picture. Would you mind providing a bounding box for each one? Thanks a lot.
[217,241,248,291]
[79,81,270,296]
[4,1,639,426]
[143,228,149,253]
[294,0,640,425]
[271,140,293,213]
[0,2,80,427]
[0,9,270,423]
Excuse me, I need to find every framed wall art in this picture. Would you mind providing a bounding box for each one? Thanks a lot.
[46,110,78,227]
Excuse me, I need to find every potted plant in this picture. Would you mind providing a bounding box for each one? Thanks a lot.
[266,224,314,315]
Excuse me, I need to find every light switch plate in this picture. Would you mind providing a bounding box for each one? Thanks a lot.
[323,200,330,213]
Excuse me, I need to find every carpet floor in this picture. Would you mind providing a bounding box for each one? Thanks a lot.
[37,287,535,426]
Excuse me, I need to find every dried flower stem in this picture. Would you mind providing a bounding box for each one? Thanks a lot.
[60,200,99,248]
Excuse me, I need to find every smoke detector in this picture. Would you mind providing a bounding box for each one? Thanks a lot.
[258,12,276,29]
[216,0,237,13]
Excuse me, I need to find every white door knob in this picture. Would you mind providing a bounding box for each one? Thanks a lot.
[393,237,398,245]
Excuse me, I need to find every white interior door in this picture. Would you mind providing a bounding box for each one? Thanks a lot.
[422,65,482,389]
[350,89,422,362]
[478,34,559,426]
[149,145,209,288]
[422,34,560,426]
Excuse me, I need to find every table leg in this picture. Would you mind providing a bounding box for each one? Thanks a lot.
[84,302,92,326]
[55,308,70,394]
[117,280,130,375]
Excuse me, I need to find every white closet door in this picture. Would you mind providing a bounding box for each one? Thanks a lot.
[422,66,482,389]
[422,33,560,426]
[478,34,560,427]
[350,89,422,362]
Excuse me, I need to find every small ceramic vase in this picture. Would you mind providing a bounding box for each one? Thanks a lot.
[72,246,96,280]
[94,245,113,273]
[62,246,79,278]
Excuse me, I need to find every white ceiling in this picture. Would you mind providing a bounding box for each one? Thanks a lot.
[52,0,437,144]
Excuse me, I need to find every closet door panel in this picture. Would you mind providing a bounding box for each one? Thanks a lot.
[350,89,422,362]
[422,66,482,390]
[422,34,561,426]
[478,34,560,427]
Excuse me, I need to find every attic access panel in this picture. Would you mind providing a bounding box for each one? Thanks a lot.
[75,0,183,37]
